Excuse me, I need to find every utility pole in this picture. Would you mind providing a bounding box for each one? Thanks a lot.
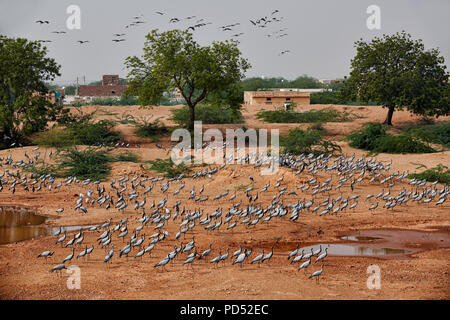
[76,77,79,95]
[83,75,85,85]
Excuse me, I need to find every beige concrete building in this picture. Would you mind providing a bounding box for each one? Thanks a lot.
[244,90,310,107]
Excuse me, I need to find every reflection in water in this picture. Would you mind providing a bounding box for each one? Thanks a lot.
[0,210,94,245]
[294,244,410,256]
[0,210,49,245]
[341,236,381,241]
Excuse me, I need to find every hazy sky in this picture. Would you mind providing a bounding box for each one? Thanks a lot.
[1,0,449,85]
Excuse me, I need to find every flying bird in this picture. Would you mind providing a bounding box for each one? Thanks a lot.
[51,31,66,34]
[155,11,165,15]
[35,20,49,24]
[279,50,290,56]
[77,40,90,44]
[112,39,126,42]
[113,33,125,37]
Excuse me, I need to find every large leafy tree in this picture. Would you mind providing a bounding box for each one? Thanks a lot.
[340,31,450,125]
[0,34,61,146]
[124,29,251,129]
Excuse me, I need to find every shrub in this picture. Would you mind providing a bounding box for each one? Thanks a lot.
[280,127,341,155]
[146,158,191,178]
[403,121,450,148]
[70,120,120,145]
[346,122,437,154]
[170,104,243,127]
[113,152,140,163]
[34,119,120,147]
[134,117,169,141]
[256,107,353,123]
[33,127,77,147]
[372,134,436,154]
[57,147,112,180]
[346,122,388,150]
[408,164,450,185]
[29,148,139,180]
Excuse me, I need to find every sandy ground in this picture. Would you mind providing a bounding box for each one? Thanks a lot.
[0,104,449,300]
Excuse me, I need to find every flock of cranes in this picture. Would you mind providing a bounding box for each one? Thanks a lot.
[33,8,291,56]
[1,142,448,286]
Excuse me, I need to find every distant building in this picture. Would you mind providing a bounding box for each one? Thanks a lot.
[318,78,344,85]
[32,88,65,105]
[244,90,310,106]
[173,88,184,100]
[77,74,128,98]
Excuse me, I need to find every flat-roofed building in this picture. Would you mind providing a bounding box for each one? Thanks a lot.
[244,90,310,106]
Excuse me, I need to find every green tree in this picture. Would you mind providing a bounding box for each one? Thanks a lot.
[340,31,450,125]
[124,29,250,129]
[0,35,61,145]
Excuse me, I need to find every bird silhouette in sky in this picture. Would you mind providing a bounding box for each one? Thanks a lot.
[278,50,290,56]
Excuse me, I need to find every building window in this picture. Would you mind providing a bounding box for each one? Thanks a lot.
[266,97,271,101]
[111,90,116,94]
[286,97,291,101]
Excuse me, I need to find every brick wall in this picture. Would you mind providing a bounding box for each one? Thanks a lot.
[102,75,119,85]
[78,84,128,97]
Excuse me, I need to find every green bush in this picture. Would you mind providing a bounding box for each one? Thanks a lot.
[372,134,436,154]
[113,152,140,163]
[408,164,450,185]
[32,127,77,147]
[403,121,450,148]
[71,120,120,145]
[346,122,388,150]
[134,118,169,141]
[280,127,341,155]
[146,158,191,178]
[57,147,112,180]
[170,104,243,127]
[29,148,139,180]
[346,121,436,154]
[256,107,353,123]
[34,120,120,147]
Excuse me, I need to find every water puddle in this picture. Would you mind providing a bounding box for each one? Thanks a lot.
[268,228,450,259]
[0,208,94,245]
[294,244,411,257]
[341,236,381,241]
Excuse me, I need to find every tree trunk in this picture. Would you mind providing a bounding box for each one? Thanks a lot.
[383,106,395,126]
[188,104,195,131]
